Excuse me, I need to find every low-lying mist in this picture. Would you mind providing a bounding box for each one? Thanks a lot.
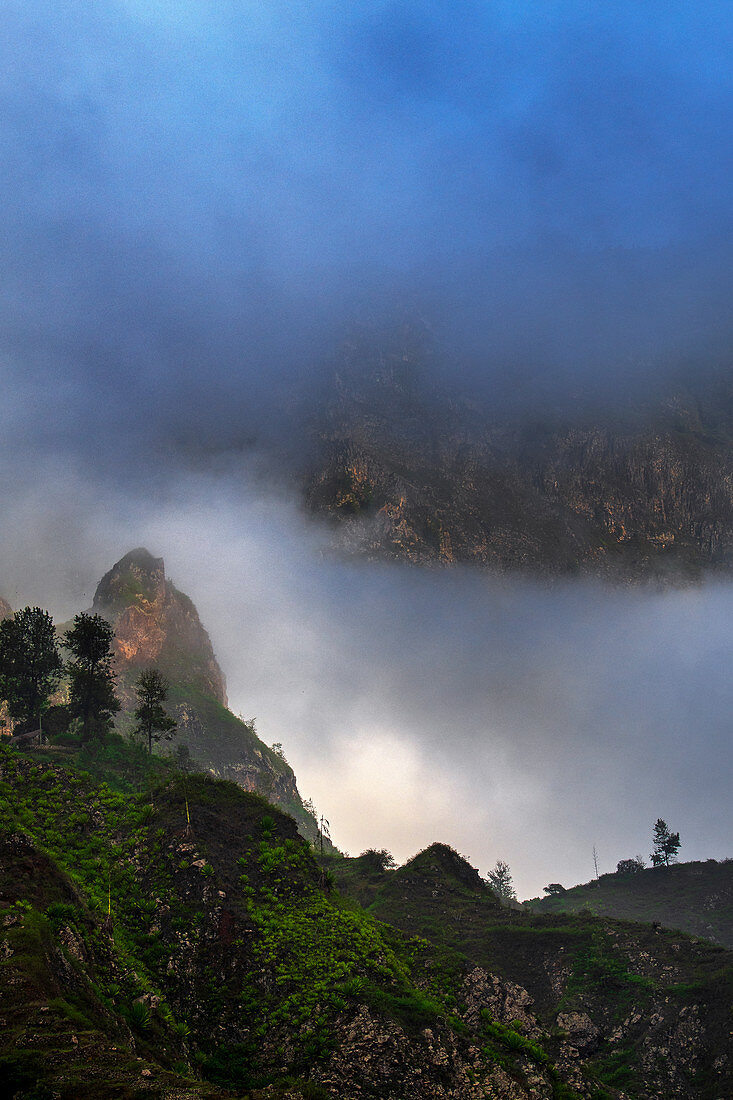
[2,465,730,900]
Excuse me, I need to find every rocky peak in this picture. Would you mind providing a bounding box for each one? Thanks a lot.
[92,547,166,611]
[0,596,12,620]
[403,842,486,890]
[92,548,227,707]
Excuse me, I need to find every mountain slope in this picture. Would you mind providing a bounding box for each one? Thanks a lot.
[303,327,733,578]
[0,744,630,1100]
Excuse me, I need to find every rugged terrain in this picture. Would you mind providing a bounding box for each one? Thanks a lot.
[526,861,733,951]
[1,742,732,1099]
[303,326,733,579]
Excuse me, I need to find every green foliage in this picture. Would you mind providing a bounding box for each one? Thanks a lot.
[486,859,517,902]
[593,1046,638,1089]
[616,857,645,875]
[651,818,681,867]
[357,848,396,873]
[567,933,653,998]
[132,668,176,755]
[63,612,120,742]
[127,1000,151,1030]
[0,607,63,730]
[3,741,730,1100]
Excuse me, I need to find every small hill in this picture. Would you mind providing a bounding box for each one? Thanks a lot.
[328,841,733,1097]
[526,859,733,948]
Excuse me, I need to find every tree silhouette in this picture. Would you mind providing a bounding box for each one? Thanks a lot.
[132,669,176,754]
[651,819,681,867]
[63,613,120,741]
[0,607,63,732]
[487,859,516,902]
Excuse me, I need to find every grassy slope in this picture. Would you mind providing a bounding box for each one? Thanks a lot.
[525,861,733,949]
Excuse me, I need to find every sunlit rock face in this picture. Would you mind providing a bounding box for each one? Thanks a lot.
[92,547,227,708]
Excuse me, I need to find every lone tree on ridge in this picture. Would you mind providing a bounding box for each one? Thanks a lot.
[651,819,681,867]
[486,859,517,902]
[132,668,176,755]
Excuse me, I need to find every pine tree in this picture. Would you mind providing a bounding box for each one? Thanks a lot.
[132,669,176,754]
[63,613,120,741]
[651,819,681,867]
[487,859,517,902]
[0,607,63,731]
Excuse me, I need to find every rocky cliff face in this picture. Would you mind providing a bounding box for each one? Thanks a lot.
[0,595,12,619]
[303,329,733,579]
[91,549,316,837]
[93,548,227,708]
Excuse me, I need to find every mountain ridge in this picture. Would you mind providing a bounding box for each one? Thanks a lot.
[301,327,733,579]
[527,858,733,949]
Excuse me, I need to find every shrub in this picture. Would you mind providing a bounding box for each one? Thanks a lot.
[128,1000,151,1030]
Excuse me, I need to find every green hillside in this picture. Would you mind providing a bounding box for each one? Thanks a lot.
[526,861,733,949]
[2,739,733,1098]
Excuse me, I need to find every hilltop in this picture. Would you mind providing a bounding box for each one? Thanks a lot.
[526,859,733,950]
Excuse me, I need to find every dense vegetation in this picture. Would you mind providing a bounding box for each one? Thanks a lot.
[0,739,589,1097]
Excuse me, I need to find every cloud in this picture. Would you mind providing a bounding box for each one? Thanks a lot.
[1,0,732,473]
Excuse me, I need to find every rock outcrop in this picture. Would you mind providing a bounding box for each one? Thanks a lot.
[93,548,227,708]
[0,595,11,620]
